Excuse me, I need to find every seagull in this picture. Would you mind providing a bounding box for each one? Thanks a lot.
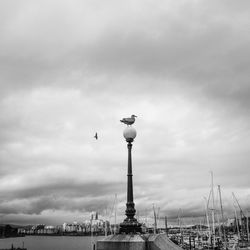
[120,115,137,126]
[94,132,98,140]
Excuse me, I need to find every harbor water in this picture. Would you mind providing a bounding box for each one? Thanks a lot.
[0,236,104,250]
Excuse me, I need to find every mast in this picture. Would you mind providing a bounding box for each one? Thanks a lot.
[210,171,215,249]
[165,216,168,236]
[233,204,241,240]
[178,208,183,245]
[153,204,157,234]
[114,193,117,234]
[247,210,249,242]
[145,209,148,232]
[232,192,246,238]
[204,197,211,243]
[218,185,226,243]
[157,207,160,231]
[215,212,221,237]
[104,208,108,236]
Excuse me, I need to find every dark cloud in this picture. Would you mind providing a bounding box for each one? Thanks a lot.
[0,181,124,200]
[0,181,124,215]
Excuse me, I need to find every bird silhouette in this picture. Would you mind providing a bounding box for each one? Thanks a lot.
[94,132,98,140]
[120,115,137,125]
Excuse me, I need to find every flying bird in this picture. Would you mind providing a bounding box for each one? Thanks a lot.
[94,132,98,140]
[120,115,137,125]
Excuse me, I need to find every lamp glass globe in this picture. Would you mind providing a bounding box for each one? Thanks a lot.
[123,126,137,140]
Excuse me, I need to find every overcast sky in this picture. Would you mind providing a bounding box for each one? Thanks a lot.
[0,0,250,227]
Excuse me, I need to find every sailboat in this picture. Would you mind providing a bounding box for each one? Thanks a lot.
[231,193,250,250]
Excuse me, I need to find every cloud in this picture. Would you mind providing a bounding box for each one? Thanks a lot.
[0,0,250,225]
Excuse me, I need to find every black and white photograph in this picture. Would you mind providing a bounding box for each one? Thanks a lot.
[0,1,250,250]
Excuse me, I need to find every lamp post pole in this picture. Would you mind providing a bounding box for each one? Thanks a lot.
[125,138,136,222]
[119,126,141,234]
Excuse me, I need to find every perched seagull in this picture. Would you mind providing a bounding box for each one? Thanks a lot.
[94,132,98,140]
[120,115,137,125]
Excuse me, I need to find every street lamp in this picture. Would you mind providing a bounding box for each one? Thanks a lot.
[119,125,142,234]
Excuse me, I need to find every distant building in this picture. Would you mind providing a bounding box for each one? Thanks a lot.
[62,222,84,233]
[83,211,109,234]
[44,225,57,234]
[90,211,99,220]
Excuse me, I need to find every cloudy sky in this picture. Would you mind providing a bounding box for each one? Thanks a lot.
[0,0,250,227]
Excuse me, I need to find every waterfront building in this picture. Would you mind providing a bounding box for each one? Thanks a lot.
[83,211,110,234]
[62,222,82,232]
[44,225,57,234]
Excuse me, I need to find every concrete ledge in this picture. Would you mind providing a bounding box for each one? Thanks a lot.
[147,234,183,250]
[97,234,146,250]
[97,234,183,250]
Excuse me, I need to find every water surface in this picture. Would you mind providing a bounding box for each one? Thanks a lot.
[0,236,104,250]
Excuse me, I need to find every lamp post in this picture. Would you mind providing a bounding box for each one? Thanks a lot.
[119,126,142,234]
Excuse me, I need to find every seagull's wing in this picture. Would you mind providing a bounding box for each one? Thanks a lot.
[94,132,98,139]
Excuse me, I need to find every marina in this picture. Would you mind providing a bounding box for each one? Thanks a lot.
[1,1,250,249]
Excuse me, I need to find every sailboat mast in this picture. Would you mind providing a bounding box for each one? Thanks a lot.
[247,210,249,242]
[210,171,215,248]
[216,213,222,238]
[145,209,148,231]
[153,204,157,234]
[114,194,117,234]
[165,216,168,236]
[232,192,246,238]
[157,207,160,231]
[178,208,183,245]
[234,205,241,240]
[218,185,226,243]
[204,197,211,242]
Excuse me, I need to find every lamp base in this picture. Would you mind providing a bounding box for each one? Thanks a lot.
[119,220,142,234]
